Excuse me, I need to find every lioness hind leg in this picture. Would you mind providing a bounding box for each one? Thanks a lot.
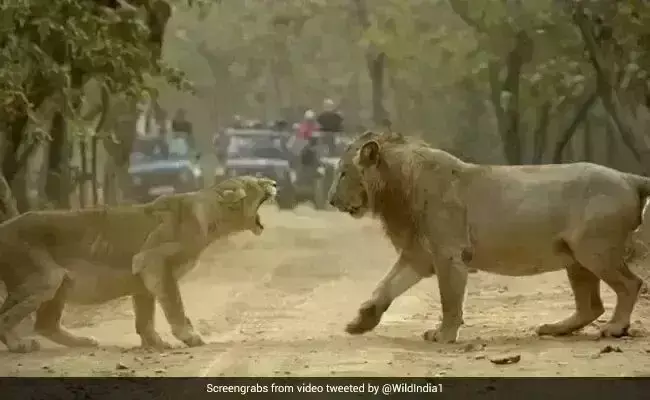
[33,278,99,348]
[0,291,40,353]
[132,292,172,349]
[0,276,63,353]
[537,262,604,336]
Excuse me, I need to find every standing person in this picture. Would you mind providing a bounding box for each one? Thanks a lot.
[231,114,244,128]
[297,109,319,141]
[171,108,195,148]
[289,109,320,170]
[316,98,343,153]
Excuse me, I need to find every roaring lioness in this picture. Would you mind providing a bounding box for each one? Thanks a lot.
[0,176,276,353]
[328,131,649,343]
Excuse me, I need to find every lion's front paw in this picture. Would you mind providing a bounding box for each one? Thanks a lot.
[182,334,206,348]
[600,322,630,338]
[422,326,459,344]
[345,301,384,335]
[6,337,41,353]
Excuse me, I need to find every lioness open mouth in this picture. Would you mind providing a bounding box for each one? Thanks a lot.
[253,192,273,234]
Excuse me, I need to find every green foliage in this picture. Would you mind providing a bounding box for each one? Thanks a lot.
[0,0,193,128]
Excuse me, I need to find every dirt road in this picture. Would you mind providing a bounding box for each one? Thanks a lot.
[2,206,650,377]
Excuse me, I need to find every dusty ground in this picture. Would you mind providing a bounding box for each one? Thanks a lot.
[2,205,650,377]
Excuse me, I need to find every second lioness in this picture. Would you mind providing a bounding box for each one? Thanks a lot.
[0,176,276,353]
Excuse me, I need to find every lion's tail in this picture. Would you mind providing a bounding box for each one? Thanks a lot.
[626,173,650,201]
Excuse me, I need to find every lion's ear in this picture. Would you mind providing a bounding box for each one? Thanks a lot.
[357,140,380,166]
[220,187,246,203]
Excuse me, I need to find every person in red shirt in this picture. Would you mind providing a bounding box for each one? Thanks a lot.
[295,110,321,170]
[297,109,320,140]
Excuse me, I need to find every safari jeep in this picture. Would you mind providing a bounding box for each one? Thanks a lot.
[214,127,296,208]
[129,135,204,203]
[278,131,341,211]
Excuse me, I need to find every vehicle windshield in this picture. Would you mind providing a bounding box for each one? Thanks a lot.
[227,134,286,159]
[130,134,195,164]
[166,133,193,159]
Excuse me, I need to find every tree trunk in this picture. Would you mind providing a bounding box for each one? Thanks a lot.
[531,103,551,164]
[572,5,650,174]
[351,0,389,127]
[91,136,99,206]
[582,117,593,162]
[44,112,71,208]
[79,138,88,208]
[605,118,617,166]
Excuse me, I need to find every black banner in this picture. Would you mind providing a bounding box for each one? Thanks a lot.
[0,377,648,399]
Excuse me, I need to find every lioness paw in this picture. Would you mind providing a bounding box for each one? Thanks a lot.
[422,327,458,344]
[6,337,41,353]
[600,323,630,338]
[182,334,206,348]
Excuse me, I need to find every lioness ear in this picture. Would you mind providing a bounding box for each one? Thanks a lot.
[221,187,246,203]
[357,140,380,167]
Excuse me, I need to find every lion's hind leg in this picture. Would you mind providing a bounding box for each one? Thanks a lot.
[33,277,99,349]
[577,240,643,337]
[546,236,643,338]
[537,261,604,336]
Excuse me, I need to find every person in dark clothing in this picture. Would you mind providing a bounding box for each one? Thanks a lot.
[300,137,320,168]
[172,108,193,133]
[317,98,343,132]
[316,98,343,154]
[171,108,195,148]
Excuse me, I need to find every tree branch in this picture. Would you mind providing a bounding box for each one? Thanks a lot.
[552,91,597,163]
[531,102,551,164]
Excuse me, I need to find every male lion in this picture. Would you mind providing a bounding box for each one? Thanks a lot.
[328,131,649,343]
[0,176,276,353]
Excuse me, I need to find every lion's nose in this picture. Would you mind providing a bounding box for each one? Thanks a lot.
[328,197,336,207]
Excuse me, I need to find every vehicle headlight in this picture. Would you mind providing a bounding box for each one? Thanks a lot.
[191,166,202,177]
[214,166,225,176]
[179,170,191,182]
[132,176,142,186]
[317,166,326,176]
[289,170,297,183]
